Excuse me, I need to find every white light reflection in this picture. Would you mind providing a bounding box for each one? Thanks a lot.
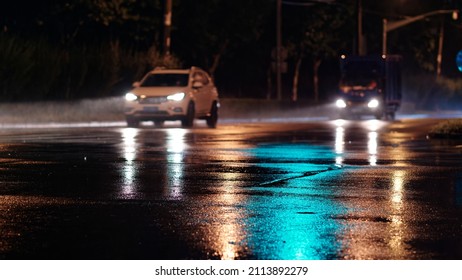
[335,127,345,166]
[333,119,383,166]
[166,129,187,199]
[368,131,378,166]
[364,120,382,166]
[333,119,346,127]
[389,170,406,253]
[364,119,381,132]
[120,128,139,197]
[333,119,346,166]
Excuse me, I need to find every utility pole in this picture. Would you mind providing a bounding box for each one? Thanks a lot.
[276,0,282,100]
[163,0,173,58]
[357,0,365,55]
[436,18,444,78]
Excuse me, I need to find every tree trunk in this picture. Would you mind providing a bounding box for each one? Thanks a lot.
[267,65,272,100]
[209,39,229,79]
[292,55,303,102]
[313,58,322,103]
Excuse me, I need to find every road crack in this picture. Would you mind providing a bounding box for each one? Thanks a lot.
[255,165,342,187]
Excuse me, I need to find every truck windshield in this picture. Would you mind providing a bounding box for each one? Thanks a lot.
[141,74,189,87]
[341,61,380,87]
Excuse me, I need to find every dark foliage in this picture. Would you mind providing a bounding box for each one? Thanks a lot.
[1,0,462,107]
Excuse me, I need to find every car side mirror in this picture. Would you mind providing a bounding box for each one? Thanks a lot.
[132,81,141,87]
[192,81,204,89]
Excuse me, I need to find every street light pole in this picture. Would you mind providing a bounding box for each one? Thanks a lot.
[163,0,173,58]
[382,18,387,56]
[382,9,458,56]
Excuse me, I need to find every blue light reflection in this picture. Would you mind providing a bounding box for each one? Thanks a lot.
[244,143,348,259]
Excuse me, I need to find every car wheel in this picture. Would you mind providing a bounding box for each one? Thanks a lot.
[181,102,195,128]
[374,112,383,120]
[385,112,395,121]
[339,111,349,120]
[154,120,164,127]
[206,101,218,128]
[126,117,139,128]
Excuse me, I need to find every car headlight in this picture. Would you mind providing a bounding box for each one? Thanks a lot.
[367,99,380,108]
[336,99,347,108]
[167,92,185,101]
[125,92,138,102]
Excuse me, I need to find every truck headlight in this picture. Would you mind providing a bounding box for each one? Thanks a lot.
[336,99,347,108]
[167,92,185,101]
[367,99,380,108]
[125,92,138,102]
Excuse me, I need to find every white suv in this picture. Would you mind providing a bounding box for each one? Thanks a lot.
[124,67,219,128]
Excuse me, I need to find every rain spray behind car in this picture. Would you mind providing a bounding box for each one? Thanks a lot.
[336,55,402,120]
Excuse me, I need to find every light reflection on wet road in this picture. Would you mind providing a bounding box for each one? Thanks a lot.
[0,119,461,259]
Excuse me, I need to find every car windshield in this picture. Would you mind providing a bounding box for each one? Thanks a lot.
[341,61,380,87]
[141,73,189,87]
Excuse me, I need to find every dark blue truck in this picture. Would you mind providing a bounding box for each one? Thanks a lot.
[335,55,402,120]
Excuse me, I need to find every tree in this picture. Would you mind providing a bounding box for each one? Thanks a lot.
[284,2,353,102]
[173,0,272,78]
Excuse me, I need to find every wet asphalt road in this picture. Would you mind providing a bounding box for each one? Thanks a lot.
[0,118,461,260]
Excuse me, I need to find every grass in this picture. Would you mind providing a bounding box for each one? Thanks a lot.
[430,119,462,137]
